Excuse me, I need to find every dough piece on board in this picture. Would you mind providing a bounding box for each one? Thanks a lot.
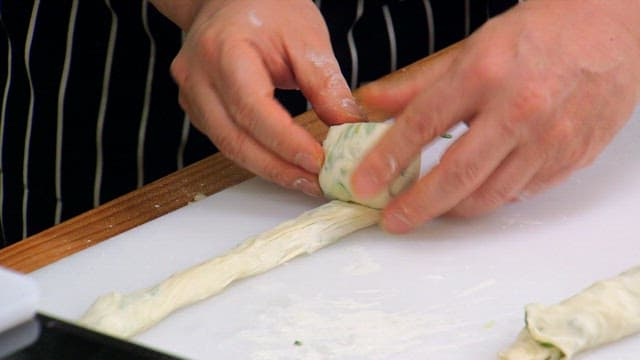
[500,266,640,359]
[319,122,421,209]
[79,122,412,338]
[79,201,380,338]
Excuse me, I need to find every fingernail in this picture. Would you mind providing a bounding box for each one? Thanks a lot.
[292,178,323,197]
[341,97,365,119]
[294,152,322,173]
[382,210,415,233]
[385,153,398,176]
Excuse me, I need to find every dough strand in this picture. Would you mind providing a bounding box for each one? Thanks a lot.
[79,201,380,338]
[79,122,417,338]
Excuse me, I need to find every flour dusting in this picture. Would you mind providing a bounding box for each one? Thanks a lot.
[306,51,336,68]
[240,295,428,359]
[238,293,480,360]
[248,10,263,27]
[455,279,497,298]
[341,246,381,276]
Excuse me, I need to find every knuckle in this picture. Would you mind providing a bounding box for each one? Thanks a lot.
[510,83,552,120]
[547,120,576,149]
[471,51,508,86]
[196,27,246,69]
[170,55,187,86]
[322,68,347,92]
[264,164,288,186]
[191,108,211,135]
[215,132,247,164]
[389,202,425,229]
[196,29,222,60]
[402,111,440,147]
[565,145,590,170]
[494,118,521,141]
[475,184,513,209]
[440,158,482,194]
[214,31,251,66]
[234,103,260,133]
[263,159,304,189]
[553,125,598,169]
[177,93,190,113]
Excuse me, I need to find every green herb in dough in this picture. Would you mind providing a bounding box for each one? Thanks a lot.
[319,122,421,209]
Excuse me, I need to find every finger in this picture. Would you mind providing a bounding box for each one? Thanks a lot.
[380,114,519,233]
[351,72,481,199]
[447,144,545,217]
[178,91,203,130]
[291,48,365,125]
[356,44,461,121]
[215,45,325,174]
[521,142,585,197]
[521,167,574,200]
[173,52,208,134]
[186,73,323,197]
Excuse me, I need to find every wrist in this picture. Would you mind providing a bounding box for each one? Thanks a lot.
[148,0,207,30]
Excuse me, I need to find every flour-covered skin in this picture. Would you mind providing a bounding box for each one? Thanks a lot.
[320,123,420,209]
[150,0,364,198]
[500,266,640,359]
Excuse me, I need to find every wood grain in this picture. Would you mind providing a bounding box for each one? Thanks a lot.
[0,43,460,273]
[0,111,327,273]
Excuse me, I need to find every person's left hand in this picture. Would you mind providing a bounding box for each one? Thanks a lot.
[351,0,640,233]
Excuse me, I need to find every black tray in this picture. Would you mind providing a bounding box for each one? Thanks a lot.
[1,313,183,359]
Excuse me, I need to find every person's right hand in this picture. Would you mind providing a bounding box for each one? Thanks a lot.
[351,0,640,233]
[170,0,364,197]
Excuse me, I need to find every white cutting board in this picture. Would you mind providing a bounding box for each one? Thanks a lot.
[33,110,640,360]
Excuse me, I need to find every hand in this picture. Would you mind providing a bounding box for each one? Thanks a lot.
[169,0,363,197]
[352,0,640,233]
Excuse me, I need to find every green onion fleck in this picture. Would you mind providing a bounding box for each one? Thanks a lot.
[440,133,453,139]
[294,340,303,346]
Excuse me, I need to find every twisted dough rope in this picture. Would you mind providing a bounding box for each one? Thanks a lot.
[79,200,380,338]
[79,122,419,338]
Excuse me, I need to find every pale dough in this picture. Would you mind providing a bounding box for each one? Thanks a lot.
[79,201,380,338]
[80,122,417,338]
[319,122,420,209]
[500,266,640,359]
